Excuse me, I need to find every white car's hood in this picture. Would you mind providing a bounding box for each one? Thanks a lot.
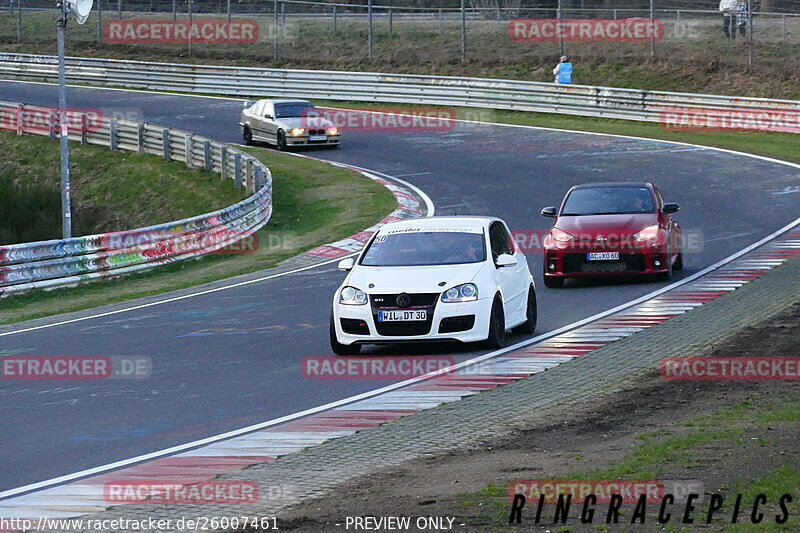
[347,263,486,294]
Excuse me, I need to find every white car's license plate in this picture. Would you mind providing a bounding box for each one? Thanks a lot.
[587,252,619,261]
[308,135,327,141]
[378,310,427,322]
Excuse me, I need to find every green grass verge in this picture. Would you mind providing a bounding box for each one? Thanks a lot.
[0,137,396,325]
[1,130,247,242]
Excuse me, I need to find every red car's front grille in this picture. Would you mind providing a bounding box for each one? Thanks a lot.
[561,252,647,274]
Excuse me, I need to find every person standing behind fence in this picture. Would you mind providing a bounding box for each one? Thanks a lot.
[719,0,737,39]
[735,0,749,38]
[553,56,572,84]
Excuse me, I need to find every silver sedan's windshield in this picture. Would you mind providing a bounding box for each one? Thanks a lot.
[360,231,486,267]
[275,102,318,118]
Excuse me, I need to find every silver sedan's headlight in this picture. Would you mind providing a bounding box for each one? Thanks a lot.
[441,283,478,303]
[339,286,368,305]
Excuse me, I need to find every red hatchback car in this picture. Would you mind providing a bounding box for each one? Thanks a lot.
[541,182,682,288]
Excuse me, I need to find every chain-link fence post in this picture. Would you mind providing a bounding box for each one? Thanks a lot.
[17,0,21,43]
[368,0,373,62]
[650,0,655,58]
[188,0,193,58]
[747,0,754,68]
[388,8,392,38]
[97,0,102,44]
[118,0,121,20]
[227,0,231,25]
[172,0,176,22]
[557,0,563,57]
[273,0,279,61]
[460,0,466,62]
[782,14,787,42]
[438,8,443,35]
[333,5,337,34]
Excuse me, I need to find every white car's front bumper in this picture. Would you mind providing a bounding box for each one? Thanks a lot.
[332,296,492,346]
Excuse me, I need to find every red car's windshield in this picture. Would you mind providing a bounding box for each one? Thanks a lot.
[561,186,655,216]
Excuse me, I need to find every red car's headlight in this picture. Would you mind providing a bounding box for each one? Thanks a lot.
[550,228,575,243]
[634,224,664,245]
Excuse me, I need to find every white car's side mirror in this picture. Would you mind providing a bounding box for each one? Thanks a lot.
[338,258,355,271]
[495,254,517,267]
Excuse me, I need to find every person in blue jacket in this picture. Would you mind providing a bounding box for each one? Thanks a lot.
[553,56,572,84]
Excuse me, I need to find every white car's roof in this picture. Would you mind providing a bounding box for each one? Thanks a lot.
[258,98,312,105]
[377,216,496,234]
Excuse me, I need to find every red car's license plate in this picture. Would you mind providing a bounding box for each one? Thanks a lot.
[587,252,619,261]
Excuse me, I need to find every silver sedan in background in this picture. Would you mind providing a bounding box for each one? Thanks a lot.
[240,99,341,150]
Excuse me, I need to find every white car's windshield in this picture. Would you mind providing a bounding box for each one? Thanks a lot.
[360,230,486,267]
[275,102,318,118]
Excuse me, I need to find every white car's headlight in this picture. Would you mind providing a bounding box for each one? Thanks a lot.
[290,128,305,136]
[441,283,478,303]
[339,286,368,305]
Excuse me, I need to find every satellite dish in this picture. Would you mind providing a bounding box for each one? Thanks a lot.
[65,0,93,24]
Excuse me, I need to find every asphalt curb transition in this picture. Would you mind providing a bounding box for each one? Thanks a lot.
[19,226,799,532]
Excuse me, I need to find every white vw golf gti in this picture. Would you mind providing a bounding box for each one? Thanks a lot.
[330,217,537,355]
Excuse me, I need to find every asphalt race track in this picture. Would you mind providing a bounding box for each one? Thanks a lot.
[1,80,798,492]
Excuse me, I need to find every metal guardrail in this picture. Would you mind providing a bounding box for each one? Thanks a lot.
[1,53,799,127]
[0,100,273,295]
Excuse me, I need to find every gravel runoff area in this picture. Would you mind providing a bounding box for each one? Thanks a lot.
[43,235,800,533]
